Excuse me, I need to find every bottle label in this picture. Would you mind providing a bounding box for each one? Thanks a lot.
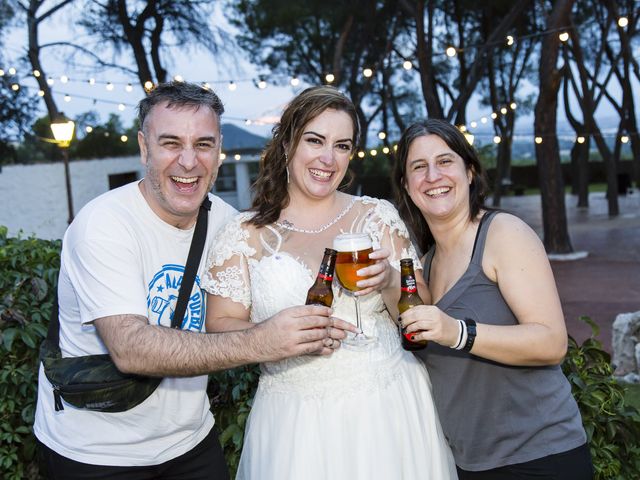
[401,276,417,293]
[318,273,333,281]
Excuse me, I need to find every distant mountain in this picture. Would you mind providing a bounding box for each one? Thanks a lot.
[221,124,268,151]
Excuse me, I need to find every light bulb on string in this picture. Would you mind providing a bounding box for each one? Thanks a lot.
[106,82,114,91]
[382,146,390,154]
[510,102,517,110]
[89,78,96,85]
[291,76,300,86]
[357,151,365,158]
[85,126,93,133]
[362,68,373,78]
[458,125,467,132]
[325,73,335,83]
[118,103,125,111]
[446,46,457,57]
[535,136,543,144]
[370,149,377,156]
[203,82,210,90]
[228,81,237,91]
[37,90,44,97]
[378,132,386,140]
[174,75,184,82]
[621,135,629,144]
[618,17,629,28]
[491,112,498,119]
[576,136,585,144]
[125,83,133,92]
[506,35,514,46]
[120,135,128,143]
[500,107,508,115]
[60,75,69,83]
[234,154,241,161]
[8,67,16,75]
[11,84,19,91]
[64,94,71,102]
[257,79,267,89]
[559,32,569,42]
[493,136,501,144]
[220,153,226,161]
[480,117,487,124]
[403,60,413,70]
[0,69,4,76]
[33,70,41,78]
[470,121,477,128]
[144,80,154,91]
[47,77,55,86]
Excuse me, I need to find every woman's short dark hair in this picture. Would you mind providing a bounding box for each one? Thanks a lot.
[250,85,360,227]
[392,119,488,254]
[137,81,224,134]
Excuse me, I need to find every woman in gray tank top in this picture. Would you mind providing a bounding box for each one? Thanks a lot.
[391,119,593,480]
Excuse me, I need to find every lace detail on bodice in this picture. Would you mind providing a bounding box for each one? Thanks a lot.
[203,197,423,398]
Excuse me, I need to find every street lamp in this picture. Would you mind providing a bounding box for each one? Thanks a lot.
[51,114,75,224]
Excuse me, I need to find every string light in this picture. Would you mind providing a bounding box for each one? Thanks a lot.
[85,126,93,133]
[174,75,184,82]
[506,35,514,46]
[491,112,498,119]
[33,70,41,77]
[64,94,71,102]
[357,151,365,158]
[290,76,300,86]
[47,77,54,86]
[220,153,226,160]
[60,75,69,83]
[11,84,19,91]
[493,136,501,144]
[0,69,4,76]
[470,121,477,128]
[559,32,569,42]
[363,68,373,78]
[227,81,236,91]
[459,125,467,132]
[257,79,267,89]
[89,78,96,85]
[144,80,154,91]
[618,17,629,28]
[118,103,125,111]
[106,82,114,91]
[576,136,585,144]
[446,46,457,57]
[403,60,412,70]
[535,136,543,144]
[464,133,475,145]
[621,135,629,144]
[8,67,16,75]
[119,135,127,142]
[203,82,211,89]
[510,102,517,110]
[125,83,133,92]
[37,90,44,97]
[325,73,335,83]
[500,107,508,115]
[378,132,386,140]
[382,146,390,154]
[234,154,241,161]
[480,117,487,124]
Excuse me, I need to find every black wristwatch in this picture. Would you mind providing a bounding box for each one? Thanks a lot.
[463,318,477,352]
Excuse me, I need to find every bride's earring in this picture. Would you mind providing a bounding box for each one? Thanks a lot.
[285,152,290,184]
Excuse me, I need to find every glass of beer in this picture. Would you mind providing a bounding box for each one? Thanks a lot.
[333,232,376,348]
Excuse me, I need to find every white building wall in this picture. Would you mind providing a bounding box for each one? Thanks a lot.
[0,155,258,240]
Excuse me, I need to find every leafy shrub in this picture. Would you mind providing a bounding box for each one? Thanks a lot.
[563,316,640,480]
[0,227,60,479]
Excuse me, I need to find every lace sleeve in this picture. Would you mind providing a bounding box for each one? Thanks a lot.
[360,197,422,272]
[202,213,256,309]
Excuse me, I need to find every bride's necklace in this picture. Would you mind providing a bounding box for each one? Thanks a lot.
[276,197,357,234]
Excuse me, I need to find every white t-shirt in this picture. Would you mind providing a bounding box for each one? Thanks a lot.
[34,181,236,466]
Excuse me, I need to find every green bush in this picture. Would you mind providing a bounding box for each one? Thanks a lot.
[0,227,60,479]
[562,316,640,480]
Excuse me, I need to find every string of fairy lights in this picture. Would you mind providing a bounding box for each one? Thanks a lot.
[1,13,636,158]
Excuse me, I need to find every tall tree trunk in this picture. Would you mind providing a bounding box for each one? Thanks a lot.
[534,0,574,254]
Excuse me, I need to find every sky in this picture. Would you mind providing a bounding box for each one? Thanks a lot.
[3,3,635,147]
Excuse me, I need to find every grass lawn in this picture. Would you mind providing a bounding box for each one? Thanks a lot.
[624,382,640,411]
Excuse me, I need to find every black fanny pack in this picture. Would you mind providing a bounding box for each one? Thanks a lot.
[39,198,211,413]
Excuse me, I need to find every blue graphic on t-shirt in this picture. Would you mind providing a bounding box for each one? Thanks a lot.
[147,264,205,332]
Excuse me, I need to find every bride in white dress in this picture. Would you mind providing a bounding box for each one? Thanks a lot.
[203,86,456,480]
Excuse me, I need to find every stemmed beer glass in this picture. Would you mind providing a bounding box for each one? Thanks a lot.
[333,233,376,348]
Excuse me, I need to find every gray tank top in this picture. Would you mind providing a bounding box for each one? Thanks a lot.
[417,211,586,471]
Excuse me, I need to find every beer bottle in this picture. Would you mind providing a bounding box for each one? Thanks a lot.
[305,248,337,307]
[398,258,427,351]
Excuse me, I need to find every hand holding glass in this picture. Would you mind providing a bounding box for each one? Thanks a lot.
[333,233,376,348]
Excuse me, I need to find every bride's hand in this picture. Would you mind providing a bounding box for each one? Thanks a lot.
[354,248,394,296]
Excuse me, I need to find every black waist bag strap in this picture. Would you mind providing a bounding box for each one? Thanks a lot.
[40,197,211,412]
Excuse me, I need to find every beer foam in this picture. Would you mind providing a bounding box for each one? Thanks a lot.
[333,233,372,252]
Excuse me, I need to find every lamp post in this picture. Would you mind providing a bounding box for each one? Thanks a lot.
[51,115,75,224]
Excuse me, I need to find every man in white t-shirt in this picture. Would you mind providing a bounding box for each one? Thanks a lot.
[34,81,354,479]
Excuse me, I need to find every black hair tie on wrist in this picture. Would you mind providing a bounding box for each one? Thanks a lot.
[463,318,477,352]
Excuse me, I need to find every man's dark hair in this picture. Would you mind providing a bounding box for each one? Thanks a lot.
[137,81,225,133]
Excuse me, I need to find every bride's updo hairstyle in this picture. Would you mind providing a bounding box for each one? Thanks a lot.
[249,85,360,227]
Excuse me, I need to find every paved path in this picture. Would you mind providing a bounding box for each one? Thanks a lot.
[500,191,640,353]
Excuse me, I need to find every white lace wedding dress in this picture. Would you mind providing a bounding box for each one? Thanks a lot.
[203,196,457,480]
